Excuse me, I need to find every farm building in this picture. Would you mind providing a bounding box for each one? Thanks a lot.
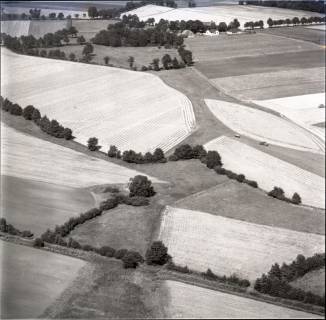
[204,30,219,36]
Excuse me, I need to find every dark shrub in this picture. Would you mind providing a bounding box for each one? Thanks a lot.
[97,245,116,257]
[214,166,226,175]
[206,150,222,169]
[99,197,119,211]
[268,187,285,200]
[226,171,238,180]
[153,148,165,162]
[67,238,81,249]
[63,128,74,140]
[167,261,190,273]
[129,175,155,197]
[122,250,144,268]
[114,248,128,260]
[82,244,95,251]
[291,192,302,205]
[34,237,44,247]
[236,174,245,183]
[10,103,23,115]
[87,137,101,151]
[173,144,194,160]
[22,105,35,120]
[123,196,150,206]
[193,145,207,159]
[146,241,170,265]
[0,218,7,232]
[245,180,258,188]
[202,268,218,280]
[21,230,33,238]
[31,108,41,122]
[108,145,119,158]
[168,154,179,161]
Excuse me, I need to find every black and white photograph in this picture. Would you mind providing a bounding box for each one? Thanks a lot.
[0,0,325,318]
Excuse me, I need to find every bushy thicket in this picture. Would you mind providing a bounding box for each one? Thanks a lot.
[201,268,251,288]
[146,241,170,265]
[169,144,207,161]
[166,260,191,273]
[1,96,74,140]
[268,187,302,205]
[244,20,264,29]
[241,1,325,14]
[108,145,166,164]
[0,218,33,238]
[129,175,155,197]
[214,166,258,188]
[255,253,325,306]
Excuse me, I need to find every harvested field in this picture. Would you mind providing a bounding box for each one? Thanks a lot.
[0,241,86,319]
[185,33,322,62]
[210,67,325,100]
[175,181,325,235]
[0,20,69,37]
[1,48,195,153]
[205,99,322,153]
[1,175,94,236]
[1,123,161,188]
[163,280,322,319]
[49,43,179,69]
[123,4,324,27]
[262,26,326,45]
[307,25,326,31]
[254,93,326,143]
[205,136,325,208]
[291,268,325,297]
[158,207,325,280]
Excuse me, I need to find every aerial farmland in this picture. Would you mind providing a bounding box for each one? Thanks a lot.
[0,0,325,319]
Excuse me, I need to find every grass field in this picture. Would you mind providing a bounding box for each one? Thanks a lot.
[1,175,94,236]
[1,48,195,153]
[254,93,326,144]
[158,207,325,280]
[0,240,86,319]
[48,43,179,70]
[1,123,160,188]
[175,180,325,235]
[123,4,324,26]
[205,136,325,208]
[163,280,322,319]
[41,260,165,319]
[205,99,322,153]
[210,67,325,100]
[72,19,117,40]
[291,268,325,297]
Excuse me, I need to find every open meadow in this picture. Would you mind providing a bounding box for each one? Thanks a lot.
[0,240,86,319]
[123,4,324,26]
[1,48,195,153]
[205,99,322,153]
[158,207,325,280]
[205,136,325,208]
[175,180,325,235]
[1,175,94,236]
[163,280,322,319]
[1,123,160,187]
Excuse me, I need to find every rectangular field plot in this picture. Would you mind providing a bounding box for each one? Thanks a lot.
[205,136,325,208]
[0,241,86,319]
[1,175,94,236]
[158,207,325,280]
[1,48,195,153]
[1,124,161,188]
[164,280,322,319]
[210,67,325,100]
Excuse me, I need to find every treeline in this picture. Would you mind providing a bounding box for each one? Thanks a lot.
[0,9,73,21]
[267,16,325,27]
[166,261,251,288]
[1,27,78,53]
[141,55,186,71]
[91,17,184,47]
[240,1,325,14]
[244,20,264,29]
[107,144,167,164]
[268,187,301,205]
[255,253,325,307]
[0,218,33,238]
[1,96,74,140]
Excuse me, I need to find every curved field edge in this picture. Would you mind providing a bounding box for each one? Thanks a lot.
[158,206,325,281]
[1,47,196,153]
[205,136,325,208]
[205,98,323,154]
